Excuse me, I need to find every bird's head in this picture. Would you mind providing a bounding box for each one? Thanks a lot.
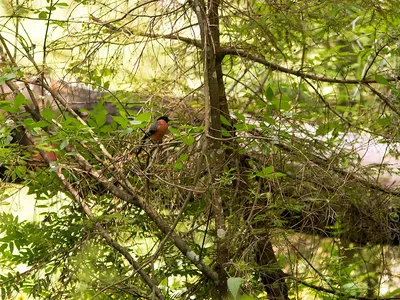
[157,116,169,123]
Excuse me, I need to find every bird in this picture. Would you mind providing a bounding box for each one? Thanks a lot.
[137,116,169,155]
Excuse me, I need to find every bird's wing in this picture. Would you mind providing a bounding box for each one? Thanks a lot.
[145,121,159,138]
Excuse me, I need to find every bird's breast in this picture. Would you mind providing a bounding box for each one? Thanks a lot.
[150,120,169,141]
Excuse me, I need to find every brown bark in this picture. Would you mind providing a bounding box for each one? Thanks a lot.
[191,0,228,297]
[256,238,289,300]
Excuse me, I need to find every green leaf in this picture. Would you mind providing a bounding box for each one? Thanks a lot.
[14,93,29,108]
[8,241,14,254]
[34,120,50,128]
[376,116,391,126]
[169,127,179,136]
[60,139,69,150]
[95,112,107,127]
[234,123,245,131]
[14,238,21,251]
[234,112,245,121]
[264,116,275,124]
[335,106,351,112]
[315,123,332,136]
[174,161,183,171]
[375,74,389,85]
[87,119,96,128]
[135,112,152,122]
[220,115,231,126]
[272,98,290,111]
[256,166,287,179]
[0,72,16,85]
[341,282,361,296]
[38,11,48,19]
[270,172,286,178]
[0,101,19,113]
[262,166,273,174]
[222,129,232,137]
[265,86,274,101]
[112,116,128,128]
[14,166,27,178]
[177,153,188,162]
[227,277,244,299]
[385,287,400,297]
[42,108,54,121]
[182,135,195,146]
[100,124,113,133]
[255,98,266,107]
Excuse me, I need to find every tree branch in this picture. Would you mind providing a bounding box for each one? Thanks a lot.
[133,31,399,85]
[288,275,400,300]
[20,131,165,299]
[55,166,165,300]
[365,83,400,117]
[63,144,219,282]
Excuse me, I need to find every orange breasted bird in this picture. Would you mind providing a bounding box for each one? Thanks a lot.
[137,116,169,155]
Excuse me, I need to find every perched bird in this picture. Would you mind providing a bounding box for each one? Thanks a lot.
[137,116,169,155]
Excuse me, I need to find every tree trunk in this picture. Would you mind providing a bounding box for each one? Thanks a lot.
[256,237,289,300]
[192,0,228,297]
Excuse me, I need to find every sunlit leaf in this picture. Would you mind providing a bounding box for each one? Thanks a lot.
[14,93,29,108]
[42,108,54,121]
[60,139,69,150]
[134,112,152,122]
[182,134,195,146]
[38,11,47,19]
[112,116,128,128]
[227,277,244,299]
[95,112,107,127]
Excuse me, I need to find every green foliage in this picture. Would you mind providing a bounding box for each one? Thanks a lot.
[227,277,244,299]
[256,166,286,179]
[1,0,400,298]
[0,71,16,85]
